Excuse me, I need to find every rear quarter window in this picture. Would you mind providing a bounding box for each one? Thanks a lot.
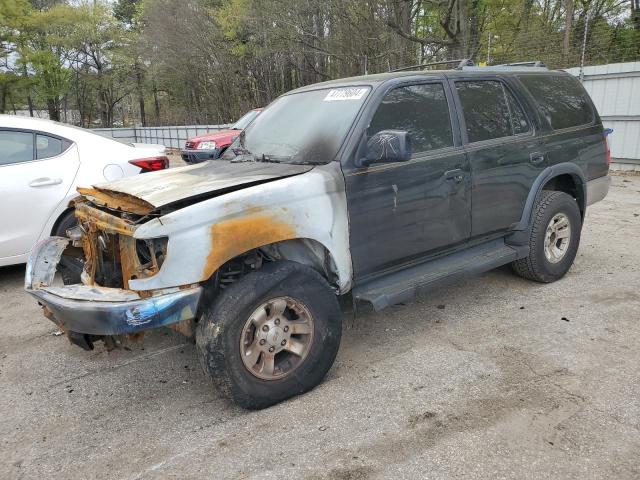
[36,134,67,159]
[518,74,594,130]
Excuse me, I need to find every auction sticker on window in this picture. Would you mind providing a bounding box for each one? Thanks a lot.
[324,88,368,101]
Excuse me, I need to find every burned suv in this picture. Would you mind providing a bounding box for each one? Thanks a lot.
[26,64,610,409]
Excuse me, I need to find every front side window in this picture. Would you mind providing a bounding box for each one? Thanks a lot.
[369,83,453,155]
[0,130,34,165]
[518,74,594,130]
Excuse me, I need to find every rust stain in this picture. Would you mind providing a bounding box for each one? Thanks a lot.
[80,222,98,284]
[75,203,136,236]
[119,235,159,290]
[203,209,296,279]
[74,202,159,288]
[168,318,196,338]
[126,332,145,343]
[119,236,137,289]
[77,187,154,215]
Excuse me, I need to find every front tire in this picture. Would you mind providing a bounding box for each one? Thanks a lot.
[511,190,582,283]
[196,261,342,409]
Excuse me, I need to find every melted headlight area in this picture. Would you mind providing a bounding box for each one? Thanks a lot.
[73,201,167,290]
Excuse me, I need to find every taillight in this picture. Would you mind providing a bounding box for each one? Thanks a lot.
[129,156,169,172]
[603,128,613,167]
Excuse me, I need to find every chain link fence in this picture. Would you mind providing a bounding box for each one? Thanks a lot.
[482,15,639,71]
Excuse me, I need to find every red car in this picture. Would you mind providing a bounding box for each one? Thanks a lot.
[181,108,262,164]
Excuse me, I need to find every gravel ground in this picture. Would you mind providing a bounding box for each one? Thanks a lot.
[1,175,639,480]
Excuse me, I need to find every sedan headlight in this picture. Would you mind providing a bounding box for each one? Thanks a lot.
[197,141,216,150]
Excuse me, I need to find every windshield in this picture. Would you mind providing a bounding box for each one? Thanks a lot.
[222,86,371,164]
[231,109,260,130]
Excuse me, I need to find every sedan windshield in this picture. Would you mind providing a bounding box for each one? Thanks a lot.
[222,86,371,164]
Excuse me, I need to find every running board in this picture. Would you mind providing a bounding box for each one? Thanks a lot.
[353,239,529,311]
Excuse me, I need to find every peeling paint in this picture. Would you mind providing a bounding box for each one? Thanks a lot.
[76,187,154,215]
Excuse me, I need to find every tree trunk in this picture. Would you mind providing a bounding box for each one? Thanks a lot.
[98,89,109,127]
[135,62,146,126]
[152,81,160,125]
[563,0,575,62]
[21,64,34,117]
[47,98,60,121]
[468,0,482,59]
[0,85,7,114]
[457,0,469,58]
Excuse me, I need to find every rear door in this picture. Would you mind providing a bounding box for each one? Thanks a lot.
[452,78,543,237]
[344,81,471,280]
[0,129,79,259]
[517,73,604,181]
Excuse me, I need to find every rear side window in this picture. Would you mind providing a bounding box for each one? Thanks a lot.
[36,134,66,159]
[519,75,594,130]
[369,83,453,155]
[456,81,506,142]
[0,130,34,165]
[456,81,531,142]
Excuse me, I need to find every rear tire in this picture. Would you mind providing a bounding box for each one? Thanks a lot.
[511,190,581,283]
[196,261,342,409]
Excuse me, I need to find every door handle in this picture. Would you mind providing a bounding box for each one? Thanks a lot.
[29,177,63,187]
[444,169,464,183]
[530,152,545,164]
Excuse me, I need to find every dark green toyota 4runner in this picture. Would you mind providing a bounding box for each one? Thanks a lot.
[27,63,610,408]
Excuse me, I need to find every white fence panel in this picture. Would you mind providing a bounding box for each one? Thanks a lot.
[566,62,640,168]
[92,124,231,149]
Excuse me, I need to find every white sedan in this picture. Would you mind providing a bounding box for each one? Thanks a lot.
[0,114,168,267]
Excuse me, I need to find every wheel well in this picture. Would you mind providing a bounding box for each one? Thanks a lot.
[210,238,339,292]
[50,207,74,236]
[542,174,585,217]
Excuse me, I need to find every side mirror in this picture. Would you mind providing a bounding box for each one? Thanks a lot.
[356,129,412,167]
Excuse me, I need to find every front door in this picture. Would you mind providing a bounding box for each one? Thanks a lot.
[344,81,471,281]
[0,129,79,260]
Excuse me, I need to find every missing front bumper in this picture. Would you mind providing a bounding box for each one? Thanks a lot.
[25,236,202,337]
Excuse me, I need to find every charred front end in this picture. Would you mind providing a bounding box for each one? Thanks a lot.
[25,190,202,350]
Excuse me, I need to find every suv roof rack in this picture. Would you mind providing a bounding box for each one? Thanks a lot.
[493,61,547,68]
[390,58,474,73]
